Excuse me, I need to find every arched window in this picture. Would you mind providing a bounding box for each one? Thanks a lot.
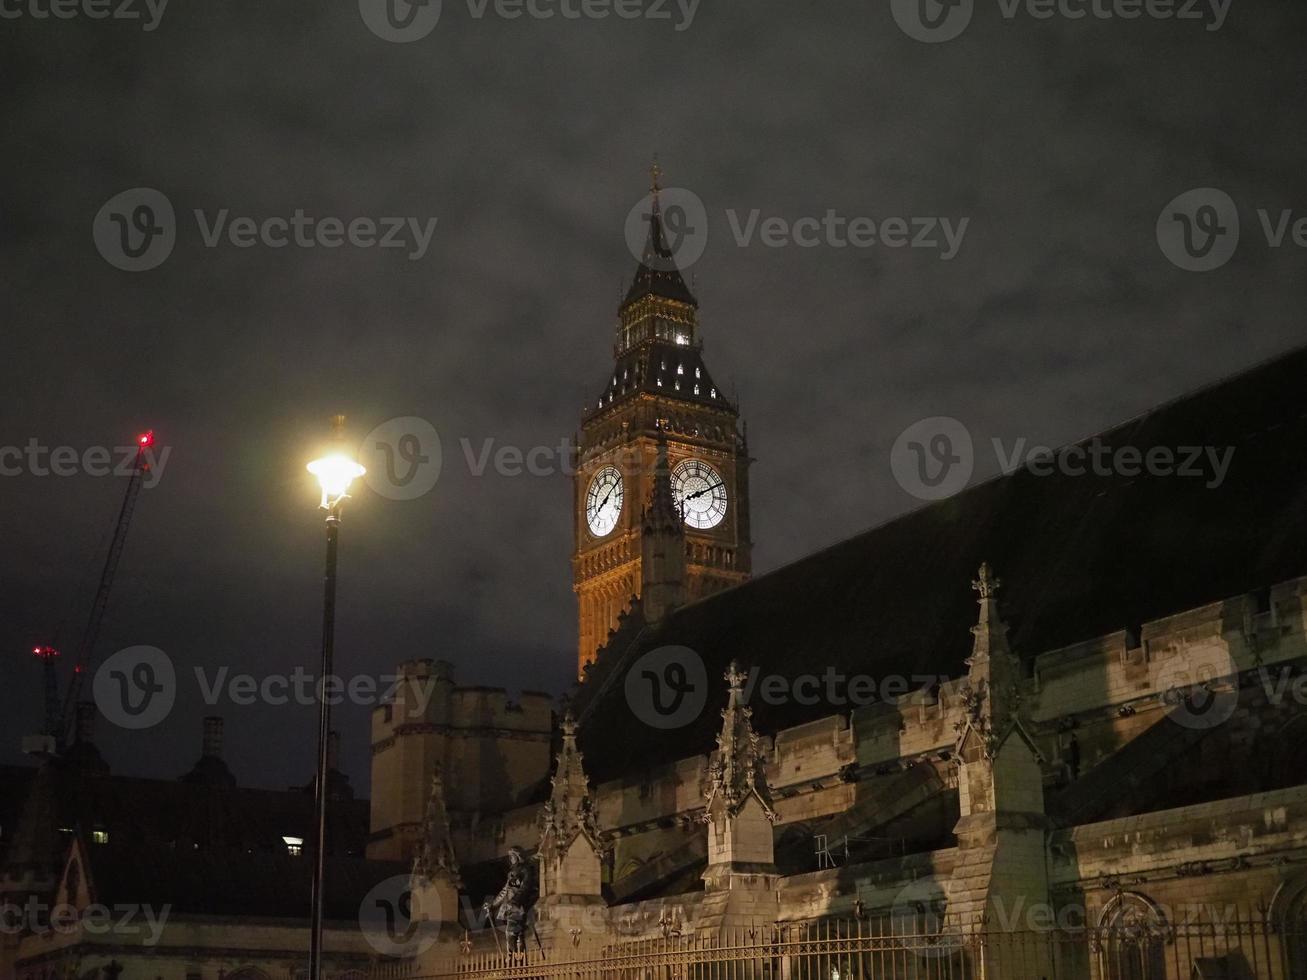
[1269,872,1307,976]
[1097,893,1170,980]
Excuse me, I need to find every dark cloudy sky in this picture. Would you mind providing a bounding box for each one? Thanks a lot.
[1,0,1303,791]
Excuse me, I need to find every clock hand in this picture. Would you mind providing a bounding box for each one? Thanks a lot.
[598,482,618,510]
[685,481,724,501]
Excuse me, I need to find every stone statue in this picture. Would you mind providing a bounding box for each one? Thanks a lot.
[486,845,536,953]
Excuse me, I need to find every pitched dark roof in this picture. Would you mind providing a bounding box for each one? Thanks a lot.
[623,197,698,308]
[592,341,731,415]
[575,344,1307,781]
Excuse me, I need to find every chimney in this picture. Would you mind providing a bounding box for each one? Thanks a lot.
[75,701,96,745]
[202,716,224,758]
[327,730,340,771]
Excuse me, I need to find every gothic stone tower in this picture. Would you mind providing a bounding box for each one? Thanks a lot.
[573,173,752,678]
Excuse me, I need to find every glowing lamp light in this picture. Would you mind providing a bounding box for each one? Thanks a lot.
[307,452,365,511]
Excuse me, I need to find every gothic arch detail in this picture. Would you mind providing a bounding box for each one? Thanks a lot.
[1096,892,1171,980]
[1269,870,1307,975]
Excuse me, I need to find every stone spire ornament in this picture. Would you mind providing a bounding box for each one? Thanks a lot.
[413,765,461,886]
[703,662,776,824]
[955,561,1026,760]
[537,712,606,906]
[640,426,687,623]
[945,562,1051,966]
[409,765,462,925]
[699,662,779,917]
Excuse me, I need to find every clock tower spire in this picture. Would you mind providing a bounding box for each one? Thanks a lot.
[572,168,753,679]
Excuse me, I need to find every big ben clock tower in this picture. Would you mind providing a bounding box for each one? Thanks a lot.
[573,169,752,678]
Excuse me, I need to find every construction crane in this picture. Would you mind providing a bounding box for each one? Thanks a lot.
[23,430,155,757]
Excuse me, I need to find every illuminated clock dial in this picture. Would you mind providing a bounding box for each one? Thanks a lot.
[585,465,624,537]
[672,459,728,530]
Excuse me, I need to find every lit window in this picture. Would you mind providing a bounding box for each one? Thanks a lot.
[710,388,717,398]
[657,378,663,387]
[677,364,684,375]
[283,836,304,857]
[675,333,689,346]
[92,830,109,845]
[694,385,700,395]
[695,367,701,379]
[675,380,681,390]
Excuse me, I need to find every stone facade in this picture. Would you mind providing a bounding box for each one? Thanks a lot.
[386,565,1307,978]
[366,658,552,862]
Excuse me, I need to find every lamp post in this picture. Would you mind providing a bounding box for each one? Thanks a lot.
[306,416,366,980]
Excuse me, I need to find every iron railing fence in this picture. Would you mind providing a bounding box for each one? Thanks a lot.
[371,907,1307,980]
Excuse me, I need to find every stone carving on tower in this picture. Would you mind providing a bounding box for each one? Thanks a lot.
[945,562,1051,965]
[701,663,777,896]
[640,428,687,624]
[410,765,461,924]
[703,662,777,824]
[537,713,606,905]
[953,561,1031,763]
[572,165,752,679]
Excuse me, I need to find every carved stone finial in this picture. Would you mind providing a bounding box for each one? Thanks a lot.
[972,562,1001,600]
[725,661,748,696]
[538,713,605,879]
[703,662,776,823]
[413,765,461,886]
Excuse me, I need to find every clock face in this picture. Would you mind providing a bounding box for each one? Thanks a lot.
[672,459,728,530]
[585,465,624,537]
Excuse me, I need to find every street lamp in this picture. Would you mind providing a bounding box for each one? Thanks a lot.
[306,415,365,980]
